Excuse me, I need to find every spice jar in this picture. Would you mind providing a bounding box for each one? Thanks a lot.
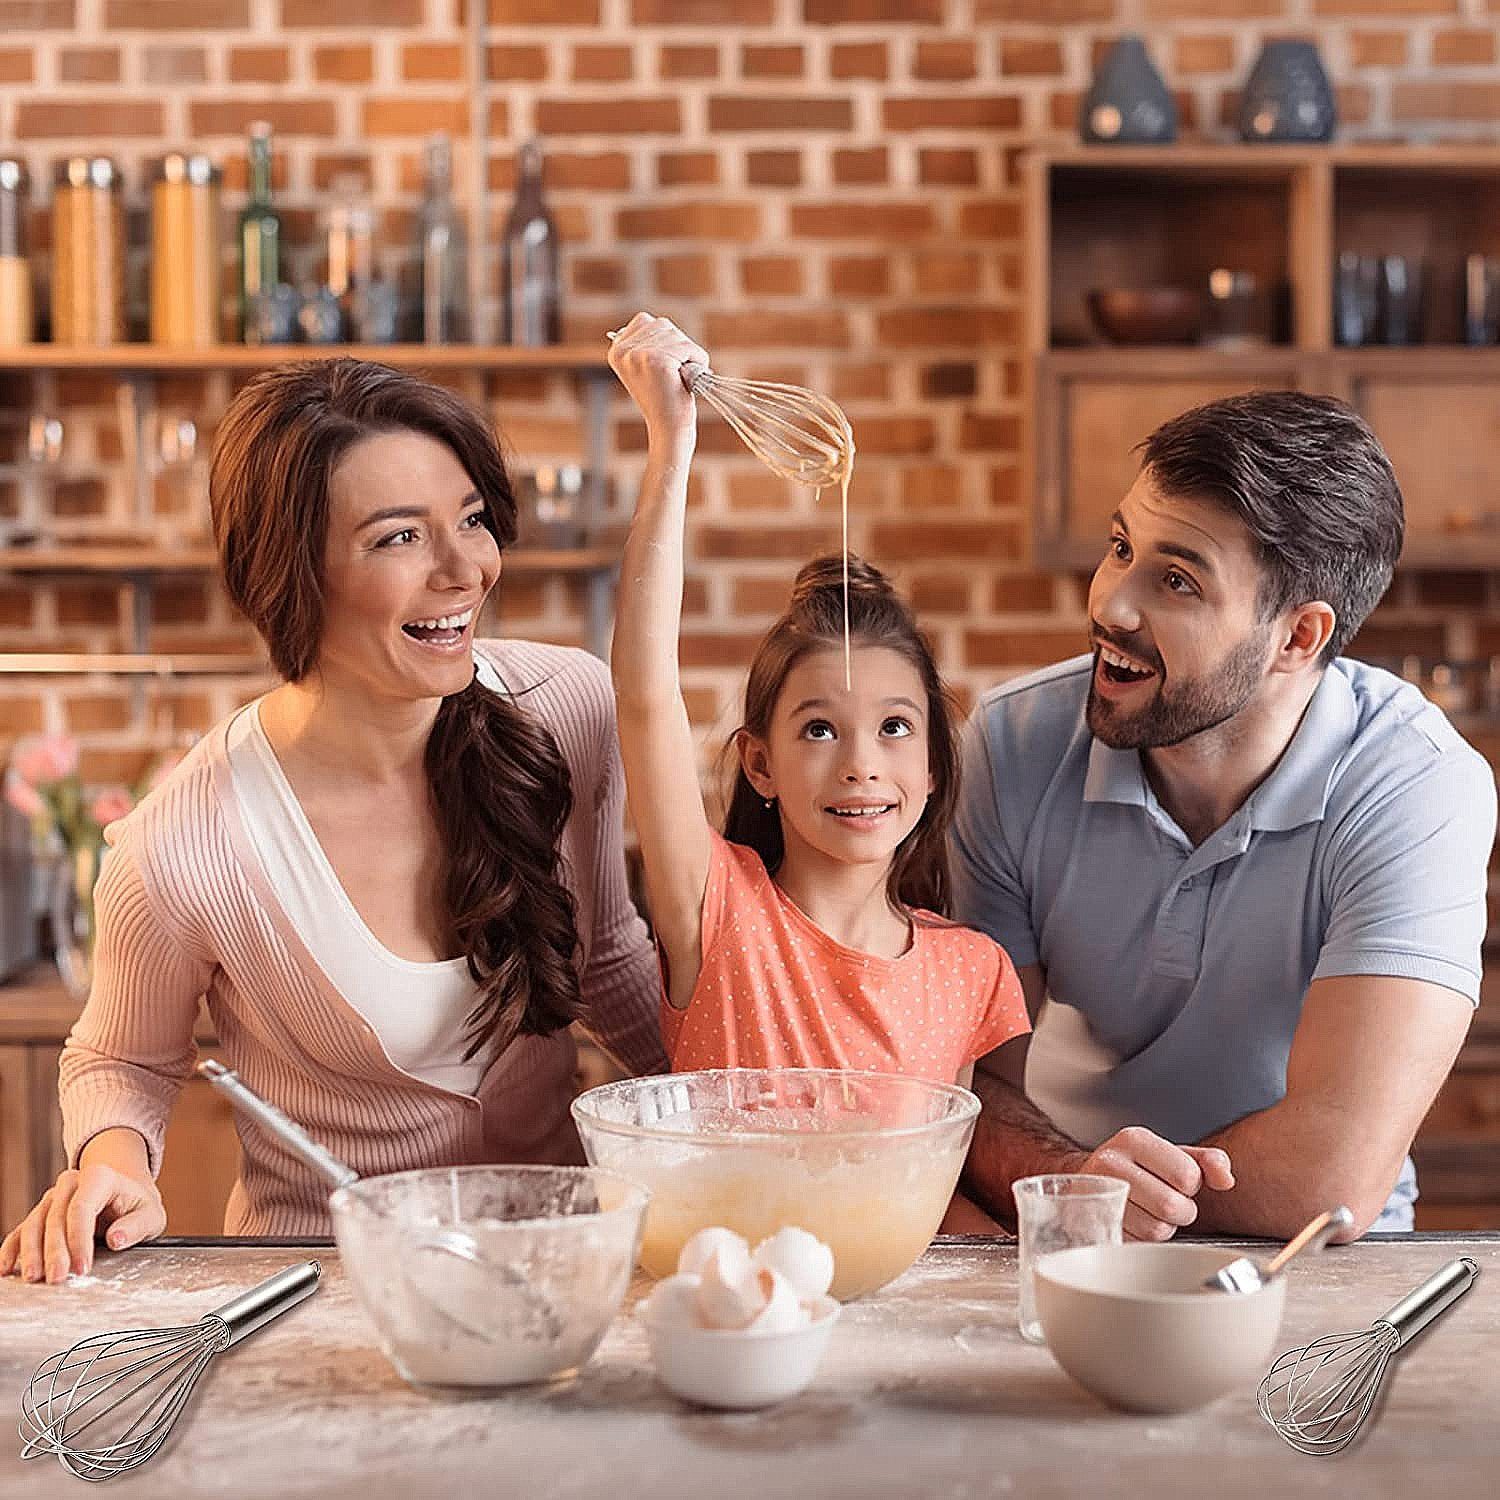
[0,159,33,345]
[52,156,125,345]
[150,152,221,345]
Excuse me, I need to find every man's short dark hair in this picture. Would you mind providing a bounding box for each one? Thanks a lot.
[1139,391,1404,662]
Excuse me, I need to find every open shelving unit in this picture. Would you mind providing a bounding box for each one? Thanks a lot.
[1024,143,1500,570]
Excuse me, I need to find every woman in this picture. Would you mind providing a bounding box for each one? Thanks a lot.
[1,359,665,1283]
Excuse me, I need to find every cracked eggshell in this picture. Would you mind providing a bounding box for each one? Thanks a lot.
[677,1226,752,1280]
[751,1227,835,1302]
[643,1273,705,1331]
[742,1267,809,1334]
[694,1249,770,1330]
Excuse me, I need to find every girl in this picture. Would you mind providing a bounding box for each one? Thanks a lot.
[3,359,664,1283]
[607,313,1028,1129]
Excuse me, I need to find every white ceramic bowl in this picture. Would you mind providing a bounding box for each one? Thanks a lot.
[1034,1243,1287,1413]
[643,1296,840,1409]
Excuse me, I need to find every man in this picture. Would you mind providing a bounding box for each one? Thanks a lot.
[955,391,1495,1241]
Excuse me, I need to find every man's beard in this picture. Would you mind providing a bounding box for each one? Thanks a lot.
[1086,623,1271,750]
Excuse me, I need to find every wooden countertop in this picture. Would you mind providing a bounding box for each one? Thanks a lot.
[1,1235,1496,1499]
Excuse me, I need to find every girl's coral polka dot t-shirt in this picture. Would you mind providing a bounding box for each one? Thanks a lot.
[663,831,1030,1082]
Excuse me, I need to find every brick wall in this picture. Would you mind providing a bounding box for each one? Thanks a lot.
[3,0,1500,784]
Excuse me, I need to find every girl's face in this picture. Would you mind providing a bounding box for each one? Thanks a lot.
[741,644,935,875]
[317,430,501,702]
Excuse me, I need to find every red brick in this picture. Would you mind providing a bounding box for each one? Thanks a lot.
[746,149,802,187]
[487,45,549,80]
[999,37,1063,75]
[1431,28,1496,65]
[790,202,936,238]
[18,98,162,137]
[0,586,33,628]
[59,47,120,83]
[708,96,853,131]
[229,46,290,83]
[65,694,133,734]
[106,0,246,23]
[653,253,718,296]
[0,696,45,734]
[634,0,770,18]
[833,147,888,186]
[705,310,848,348]
[573,256,628,294]
[1145,0,1278,14]
[830,41,887,79]
[656,151,719,187]
[0,1,72,24]
[731,576,796,614]
[678,632,761,670]
[919,147,979,186]
[56,581,122,626]
[659,45,719,79]
[915,40,977,81]
[993,573,1062,613]
[855,417,937,455]
[313,152,371,190]
[742,44,804,78]
[907,573,971,614]
[900,465,963,508]
[1173,35,1236,73]
[1314,0,1456,14]
[958,197,1022,237]
[739,256,803,296]
[1350,31,1407,66]
[871,520,1022,561]
[544,150,632,190]
[964,628,1086,667]
[911,252,982,297]
[961,412,1021,450]
[573,45,634,82]
[975,0,1111,17]
[0,48,33,83]
[363,98,468,136]
[190,99,338,137]
[143,44,206,84]
[1391,80,1500,121]
[883,96,1023,131]
[284,0,423,22]
[727,472,790,510]
[402,43,464,81]
[315,45,375,83]
[617,201,760,240]
[829,256,890,297]
[537,97,681,135]
[805,0,942,19]
[698,525,834,560]
[876,306,1016,346]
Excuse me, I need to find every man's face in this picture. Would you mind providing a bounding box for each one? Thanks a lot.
[1085,470,1277,750]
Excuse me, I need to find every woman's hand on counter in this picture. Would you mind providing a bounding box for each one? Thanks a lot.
[0,1131,165,1283]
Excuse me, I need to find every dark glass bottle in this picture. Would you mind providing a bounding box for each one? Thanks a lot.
[501,140,560,346]
[238,122,281,343]
[419,133,465,344]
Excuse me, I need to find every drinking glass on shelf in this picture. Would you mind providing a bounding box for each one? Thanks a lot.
[1464,254,1500,346]
[1333,253,1379,347]
[1378,254,1423,345]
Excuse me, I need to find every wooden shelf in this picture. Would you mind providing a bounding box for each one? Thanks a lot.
[0,343,613,375]
[0,544,618,575]
[1031,141,1500,172]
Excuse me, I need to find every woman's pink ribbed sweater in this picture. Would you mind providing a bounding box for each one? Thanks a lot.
[58,640,667,1235]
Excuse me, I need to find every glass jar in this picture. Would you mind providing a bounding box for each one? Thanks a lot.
[150,151,221,345]
[0,159,33,345]
[51,156,125,345]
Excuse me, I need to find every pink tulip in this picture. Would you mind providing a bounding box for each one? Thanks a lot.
[3,769,44,820]
[89,786,135,828]
[11,734,80,787]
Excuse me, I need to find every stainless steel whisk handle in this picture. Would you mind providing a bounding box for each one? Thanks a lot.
[204,1261,322,1348]
[197,1059,359,1191]
[1377,1256,1480,1347]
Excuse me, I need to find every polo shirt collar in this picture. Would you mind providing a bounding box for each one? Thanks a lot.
[1082,665,1356,833]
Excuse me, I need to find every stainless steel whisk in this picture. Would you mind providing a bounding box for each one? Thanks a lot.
[1257,1255,1479,1456]
[20,1261,320,1482]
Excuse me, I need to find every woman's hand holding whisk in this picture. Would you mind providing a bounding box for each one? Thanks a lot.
[606,311,706,461]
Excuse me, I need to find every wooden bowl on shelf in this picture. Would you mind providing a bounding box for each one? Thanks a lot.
[1087,287,1204,345]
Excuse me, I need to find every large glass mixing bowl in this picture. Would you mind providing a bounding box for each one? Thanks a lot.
[571,1068,979,1300]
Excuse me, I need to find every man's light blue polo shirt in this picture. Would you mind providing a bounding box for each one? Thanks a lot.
[953,655,1496,1229]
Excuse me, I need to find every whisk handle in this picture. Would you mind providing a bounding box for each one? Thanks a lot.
[679,359,710,395]
[1378,1256,1480,1347]
[205,1261,322,1348]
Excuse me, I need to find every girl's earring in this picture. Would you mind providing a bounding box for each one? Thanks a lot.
[763,796,775,810]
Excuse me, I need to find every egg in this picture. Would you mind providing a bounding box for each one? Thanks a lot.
[677,1226,751,1281]
[644,1273,705,1331]
[752,1227,835,1302]
[743,1267,810,1334]
[695,1249,771,1330]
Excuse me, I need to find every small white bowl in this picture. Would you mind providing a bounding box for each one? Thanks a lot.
[643,1296,840,1409]
[1034,1243,1286,1413]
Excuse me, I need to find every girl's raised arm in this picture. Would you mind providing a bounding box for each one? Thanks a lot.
[608,313,714,1002]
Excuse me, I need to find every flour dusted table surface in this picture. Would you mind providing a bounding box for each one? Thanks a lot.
[2,1234,1496,1500]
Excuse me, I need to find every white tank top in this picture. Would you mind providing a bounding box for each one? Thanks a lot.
[225,659,507,1096]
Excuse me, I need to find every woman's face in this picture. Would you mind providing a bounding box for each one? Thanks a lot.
[317,429,501,703]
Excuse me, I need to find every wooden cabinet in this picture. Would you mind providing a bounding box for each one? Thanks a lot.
[1024,144,1500,570]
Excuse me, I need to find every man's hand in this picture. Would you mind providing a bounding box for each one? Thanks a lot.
[1072,1127,1234,1241]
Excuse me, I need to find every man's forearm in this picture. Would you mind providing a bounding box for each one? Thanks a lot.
[961,1067,1088,1226]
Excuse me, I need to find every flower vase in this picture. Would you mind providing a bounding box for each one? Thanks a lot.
[1080,36,1177,146]
[1238,40,1337,143]
[48,842,100,1001]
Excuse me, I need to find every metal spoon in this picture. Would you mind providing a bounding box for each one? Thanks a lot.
[197,1060,562,1342]
[1204,1205,1355,1294]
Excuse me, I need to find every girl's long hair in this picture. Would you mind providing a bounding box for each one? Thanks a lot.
[209,358,583,1062]
[722,554,960,916]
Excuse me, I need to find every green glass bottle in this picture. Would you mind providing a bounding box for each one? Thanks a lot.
[238,121,281,343]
